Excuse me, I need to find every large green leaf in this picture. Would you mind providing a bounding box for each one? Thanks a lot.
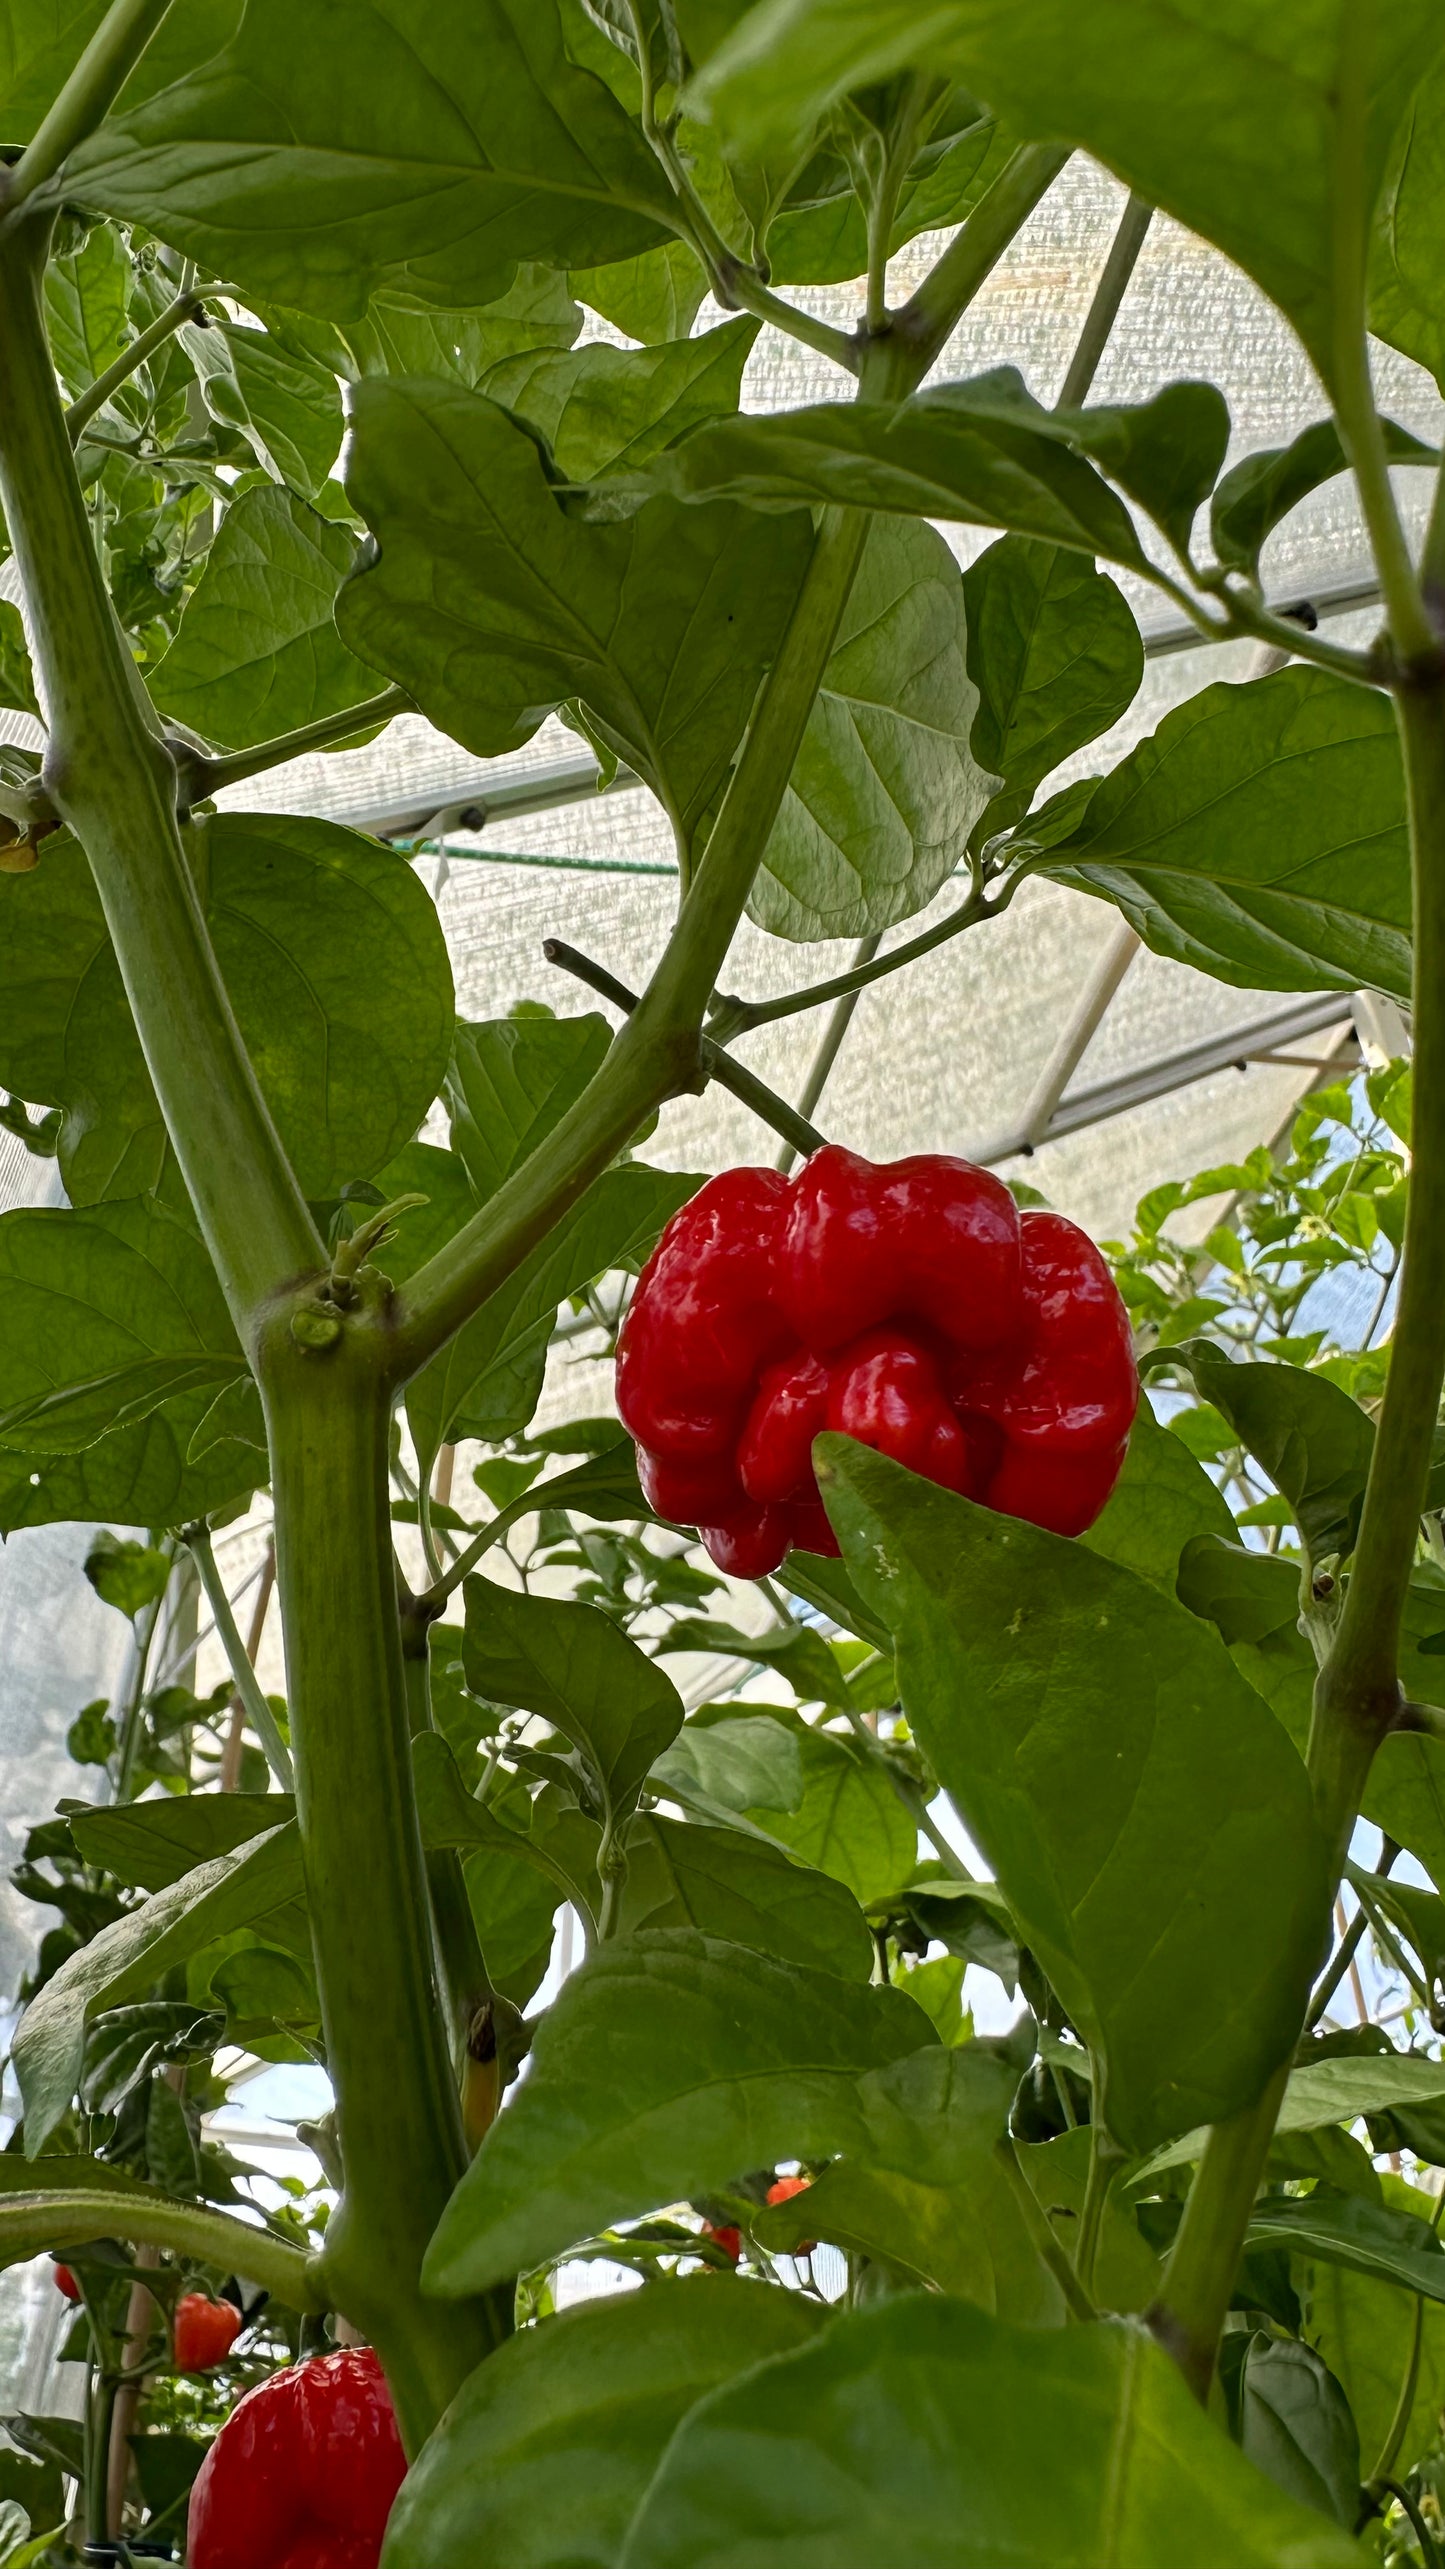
[619,1815,874,1981]
[69,0,676,318]
[1136,2052,1445,2181]
[693,0,1445,394]
[43,221,131,398]
[151,487,384,750]
[819,1438,1329,2153]
[1158,1341,1376,1564]
[652,1713,804,1820]
[339,378,812,858]
[480,320,757,481]
[397,1157,695,1471]
[446,1016,611,1205]
[752,1726,918,1908]
[962,536,1143,844]
[1030,667,1411,1002]
[647,373,1150,570]
[0,1387,262,1534]
[749,515,994,941]
[69,1795,293,1890]
[331,267,583,383]
[1247,2190,1445,2305]
[1210,417,1437,576]
[1079,1398,1236,1595]
[1306,2175,1445,2480]
[572,242,709,346]
[381,2280,824,2569]
[1229,2336,1359,2531]
[14,1825,301,2151]
[1370,57,1445,392]
[619,2297,1361,2568]
[0,815,452,1203]
[208,320,344,496]
[424,1928,935,2293]
[0,1196,240,1453]
[462,1577,683,1824]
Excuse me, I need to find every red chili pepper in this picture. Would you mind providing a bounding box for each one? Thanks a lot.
[53,2263,80,2302]
[766,2173,818,2254]
[617,1146,1136,1573]
[174,2292,242,2371]
[701,2222,741,2264]
[188,2346,405,2569]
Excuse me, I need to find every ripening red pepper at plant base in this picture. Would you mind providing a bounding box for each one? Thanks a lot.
[188,2345,405,2569]
[173,2291,243,2371]
[617,1145,1138,1574]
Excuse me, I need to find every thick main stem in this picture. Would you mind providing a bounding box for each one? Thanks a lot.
[0,219,321,1331]
[261,1314,501,2449]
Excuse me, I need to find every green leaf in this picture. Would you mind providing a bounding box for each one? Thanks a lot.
[819,1438,1329,2153]
[480,320,757,481]
[754,1726,919,1908]
[82,1530,171,1622]
[13,1824,301,2151]
[621,1816,874,1982]
[68,1794,293,1892]
[1230,2335,1359,2529]
[462,1577,683,1823]
[339,379,812,858]
[779,1551,893,1655]
[1248,2190,1445,2305]
[1137,2052,1445,2180]
[694,0,1444,399]
[0,1387,263,1534]
[759,2047,1064,2322]
[962,536,1143,842]
[1021,2127,1160,2315]
[381,2278,824,2569]
[1306,2175,1445,2481]
[645,370,1151,571]
[396,1157,695,1470]
[1211,416,1436,575]
[151,487,384,752]
[0,603,38,720]
[748,515,995,941]
[0,1196,241,1453]
[653,1712,803,1818]
[331,266,583,383]
[1370,57,1445,392]
[1032,667,1411,1002]
[572,241,710,346]
[620,2295,1362,2569]
[446,1016,612,1204]
[0,814,452,1203]
[213,320,344,496]
[656,1615,849,1707]
[1079,1398,1237,1595]
[69,0,676,319]
[1157,1340,1375,1562]
[424,1928,935,2294]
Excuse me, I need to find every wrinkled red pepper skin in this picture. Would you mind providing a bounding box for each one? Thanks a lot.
[617,1146,1136,1574]
[188,2346,405,2569]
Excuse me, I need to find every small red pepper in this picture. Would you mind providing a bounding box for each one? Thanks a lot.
[188,2345,404,2569]
[53,2262,80,2302]
[701,2222,741,2264]
[174,2292,242,2371]
[766,2173,818,2253]
[617,1145,1136,1573]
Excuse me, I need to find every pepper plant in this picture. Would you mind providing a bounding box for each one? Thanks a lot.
[0,0,1444,2560]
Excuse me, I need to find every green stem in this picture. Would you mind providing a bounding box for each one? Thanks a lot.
[1075,2120,1122,2296]
[113,1580,165,1803]
[893,144,1070,377]
[1149,2060,1290,2401]
[260,1302,502,2449]
[864,74,936,333]
[398,1602,493,2060]
[0,0,175,212]
[187,687,412,799]
[389,504,871,1379]
[1372,2291,1427,2484]
[66,264,204,443]
[708,880,989,1043]
[186,1525,294,1790]
[1372,2477,1445,2569]
[1307,1839,1397,2028]
[0,218,322,1332]
[0,2189,320,2307]
[995,2139,1099,2324]
[1057,195,1152,408]
[542,938,829,1162]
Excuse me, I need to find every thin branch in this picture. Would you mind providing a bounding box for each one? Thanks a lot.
[543,936,829,1162]
[185,1524,295,1791]
[709,880,991,1044]
[1,0,177,213]
[994,2138,1099,2323]
[1057,196,1152,408]
[185,688,412,799]
[776,931,881,1174]
[0,2188,320,2310]
[67,266,216,443]
[220,1539,275,1792]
